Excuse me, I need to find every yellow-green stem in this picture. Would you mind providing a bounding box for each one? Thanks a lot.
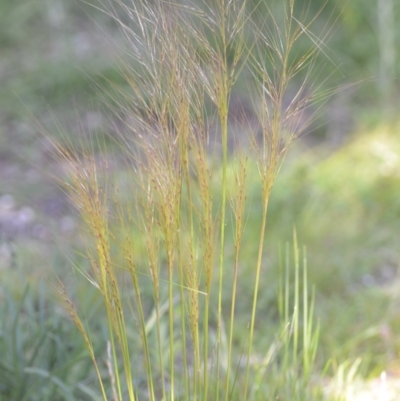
[216,101,229,401]
[131,275,156,401]
[243,197,269,398]
[168,256,175,401]
[293,232,300,369]
[108,318,124,401]
[224,245,240,400]
[154,303,167,401]
[203,294,210,400]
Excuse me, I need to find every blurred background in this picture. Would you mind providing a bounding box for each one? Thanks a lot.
[0,0,399,399]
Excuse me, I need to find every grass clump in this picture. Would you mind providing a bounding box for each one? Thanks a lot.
[49,0,338,399]
[0,283,104,401]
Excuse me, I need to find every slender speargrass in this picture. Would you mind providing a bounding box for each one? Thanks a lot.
[45,0,340,399]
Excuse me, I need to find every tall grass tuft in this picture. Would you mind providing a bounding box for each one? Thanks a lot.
[50,0,337,399]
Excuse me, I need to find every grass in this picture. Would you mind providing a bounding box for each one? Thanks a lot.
[3,120,400,400]
[0,283,106,401]
[2,0,400,400]
[43,0,339,399]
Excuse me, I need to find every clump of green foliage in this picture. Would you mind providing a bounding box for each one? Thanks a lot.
[0,284,104,401]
